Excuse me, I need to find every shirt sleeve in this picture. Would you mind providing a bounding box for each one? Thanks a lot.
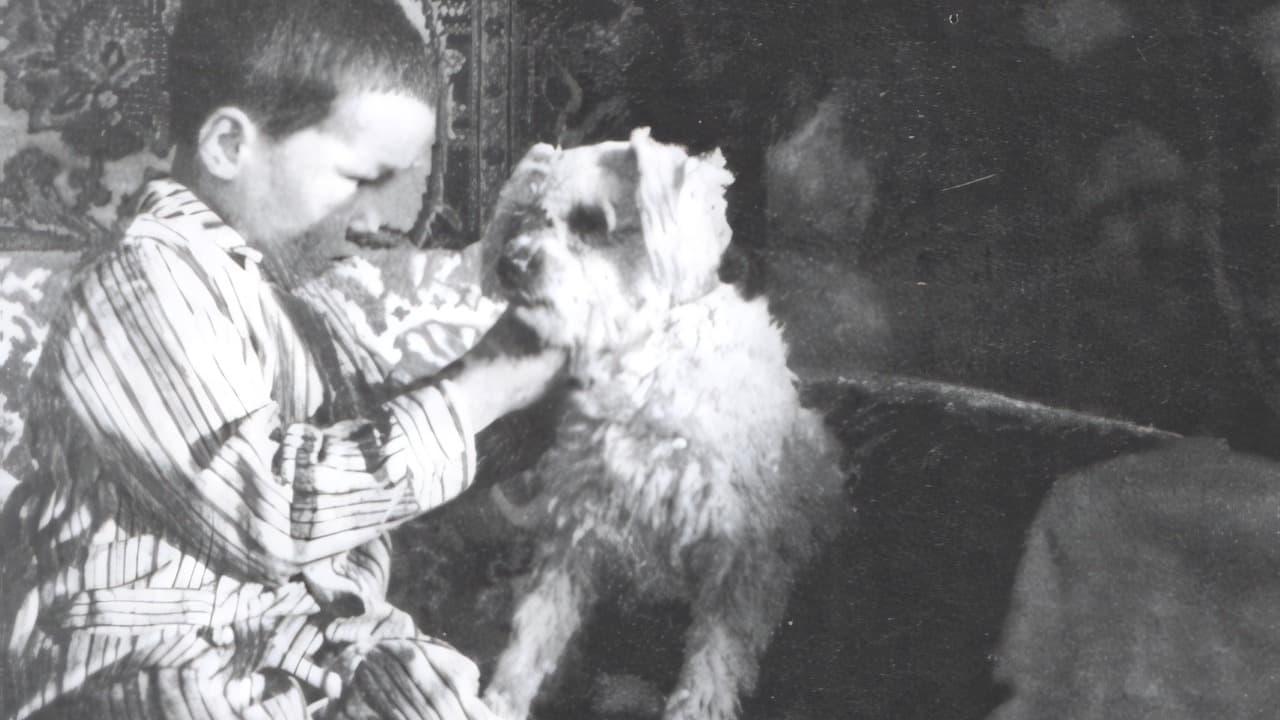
[51,238,476,584]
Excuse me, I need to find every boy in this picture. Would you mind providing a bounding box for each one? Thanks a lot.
[0,0,563,718]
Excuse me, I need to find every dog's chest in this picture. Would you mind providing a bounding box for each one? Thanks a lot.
[537,375,787,579]
[529,291,821,580]
[551,393,736,534]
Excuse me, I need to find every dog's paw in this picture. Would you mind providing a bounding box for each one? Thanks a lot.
[482,688,527,720]
[663,687,739,720]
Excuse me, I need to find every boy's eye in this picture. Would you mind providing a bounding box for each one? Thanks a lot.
[348,171,395,189]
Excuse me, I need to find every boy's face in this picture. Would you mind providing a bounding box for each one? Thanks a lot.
[236,90,436,250]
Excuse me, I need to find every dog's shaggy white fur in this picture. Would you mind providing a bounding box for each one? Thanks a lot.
[480,129,847,720]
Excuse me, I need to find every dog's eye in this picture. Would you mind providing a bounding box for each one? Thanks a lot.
[567,204,611,241]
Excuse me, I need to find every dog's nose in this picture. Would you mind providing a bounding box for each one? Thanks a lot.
[497,241,542,286]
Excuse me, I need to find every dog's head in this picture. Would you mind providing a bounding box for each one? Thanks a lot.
[482,128,734,352]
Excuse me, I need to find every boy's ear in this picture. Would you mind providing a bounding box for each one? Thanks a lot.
[197,107,259,180]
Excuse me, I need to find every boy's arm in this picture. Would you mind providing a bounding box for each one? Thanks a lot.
[281,308,564,546]
[57,240,560,584]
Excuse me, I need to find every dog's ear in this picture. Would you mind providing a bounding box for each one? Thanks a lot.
[480,143,560,297]
[630,127,735,305]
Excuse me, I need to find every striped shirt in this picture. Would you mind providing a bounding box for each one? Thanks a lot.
[0,179,477,719]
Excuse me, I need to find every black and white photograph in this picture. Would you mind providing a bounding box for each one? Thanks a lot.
[0,1,1278,718]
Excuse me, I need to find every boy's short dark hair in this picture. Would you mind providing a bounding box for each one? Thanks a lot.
[168,0,439,145]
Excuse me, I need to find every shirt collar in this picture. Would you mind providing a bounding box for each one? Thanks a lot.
[135,177,264,269]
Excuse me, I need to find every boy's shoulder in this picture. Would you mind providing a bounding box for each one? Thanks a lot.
[84,179,248,273]
[61,180,258,322]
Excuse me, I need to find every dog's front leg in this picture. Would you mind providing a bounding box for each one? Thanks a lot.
[665,559,792,720]
[484,559,592,720]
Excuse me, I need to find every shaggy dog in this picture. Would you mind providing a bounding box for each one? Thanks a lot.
[479,128,848,720]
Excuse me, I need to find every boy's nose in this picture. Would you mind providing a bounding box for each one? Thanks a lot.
[348,206,382,235]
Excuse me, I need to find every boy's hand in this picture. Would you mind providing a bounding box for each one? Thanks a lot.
[444,310,568,432]
[462,306,548,363]
[323,633,497,720]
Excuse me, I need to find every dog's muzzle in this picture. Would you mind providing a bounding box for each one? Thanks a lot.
[496,237,543,292]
